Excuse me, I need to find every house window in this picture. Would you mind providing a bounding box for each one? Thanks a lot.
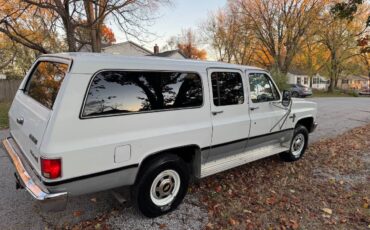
[82,71,203,117]
[312,77,318,84]
[304,77,308,85]
[297,77,301,84]
[342,79,349,84]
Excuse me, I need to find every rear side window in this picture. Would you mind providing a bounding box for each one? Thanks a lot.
[82,71,203,117]
[25,61,68,109]
[211,72,244,106]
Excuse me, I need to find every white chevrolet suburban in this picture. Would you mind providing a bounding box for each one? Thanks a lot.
[2,53,317,217]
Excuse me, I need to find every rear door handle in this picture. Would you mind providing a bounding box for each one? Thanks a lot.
[212,111,224,116]
[16,117,24,125]
[250,106,259,111]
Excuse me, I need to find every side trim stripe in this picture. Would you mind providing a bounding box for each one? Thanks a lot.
[201,128,294,151]
[43,164,139,186]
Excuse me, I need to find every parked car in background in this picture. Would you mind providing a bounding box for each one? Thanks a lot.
[359,88,370,96]
[289,84,313,98]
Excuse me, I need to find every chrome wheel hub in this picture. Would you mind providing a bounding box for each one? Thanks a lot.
[291,133,305,157]
[150,170,180,206]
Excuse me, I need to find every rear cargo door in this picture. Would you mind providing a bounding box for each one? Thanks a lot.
[9,58,70,171]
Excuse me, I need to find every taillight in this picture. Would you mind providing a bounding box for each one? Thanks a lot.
[41,158,62,179]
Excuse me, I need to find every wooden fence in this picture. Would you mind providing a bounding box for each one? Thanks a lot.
[0,80,22,102]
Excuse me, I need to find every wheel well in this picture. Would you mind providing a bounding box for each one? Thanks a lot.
[296,117,314,133]
[135,145,200,183]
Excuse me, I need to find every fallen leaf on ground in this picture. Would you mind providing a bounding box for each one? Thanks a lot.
[73,210,84,217]
[322,208,333,215]
[215,185,222,193]
[205,222,213,229]
[229,217,237,225]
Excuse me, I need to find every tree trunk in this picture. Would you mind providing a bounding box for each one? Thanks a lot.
[84,0,98,52]
[61,2,77,52]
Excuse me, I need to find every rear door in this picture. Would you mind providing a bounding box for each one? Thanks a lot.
[9,58,70,172]
[206,69,251,162]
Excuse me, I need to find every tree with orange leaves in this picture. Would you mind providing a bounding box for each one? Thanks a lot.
[166,29,207,60]
[0,0,170,53]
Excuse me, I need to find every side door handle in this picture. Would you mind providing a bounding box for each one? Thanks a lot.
[212,111,224,116]
[249,106,259,111]
[16,117,24,125]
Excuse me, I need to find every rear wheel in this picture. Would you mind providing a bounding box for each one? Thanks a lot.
[132,154,189,217]
[280,125,308,162]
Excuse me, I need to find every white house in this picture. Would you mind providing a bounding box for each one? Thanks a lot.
[287,73,329,90]
[0,74,6,80]
[311,74,330,90]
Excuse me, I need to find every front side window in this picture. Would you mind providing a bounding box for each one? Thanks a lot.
[82,71,203,117]
[211,72,244,106]
[249,73,280,103]
[25,61,68,109]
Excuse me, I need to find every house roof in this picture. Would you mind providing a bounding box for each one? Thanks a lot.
[343,75,369,81]
[102,41,153,54]
[149,49,187,58]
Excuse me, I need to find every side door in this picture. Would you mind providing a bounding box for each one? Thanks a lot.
[246,71,292,148]
[206,69,251,163]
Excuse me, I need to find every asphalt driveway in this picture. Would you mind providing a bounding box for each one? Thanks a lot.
[0,97,369,229]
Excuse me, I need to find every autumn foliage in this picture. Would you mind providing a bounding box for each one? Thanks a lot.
[101,25,116,45]
[177,44,207,60]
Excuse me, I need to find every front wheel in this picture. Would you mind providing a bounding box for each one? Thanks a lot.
[132,154,189,218]
[280,125,308,162]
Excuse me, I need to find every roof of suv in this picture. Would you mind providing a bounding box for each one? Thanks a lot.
[40,52,264,74]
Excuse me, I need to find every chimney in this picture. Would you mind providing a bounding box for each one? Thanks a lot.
[154,44,159,54]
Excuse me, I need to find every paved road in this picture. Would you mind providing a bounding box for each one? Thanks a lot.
[307,97,370,143]
[0,97,369,229]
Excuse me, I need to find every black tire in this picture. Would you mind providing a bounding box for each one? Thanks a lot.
[291,91,300,98]
[280,125,309,162]
[132,154,190,218]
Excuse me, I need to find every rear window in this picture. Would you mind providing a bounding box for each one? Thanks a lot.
[82,71,203,117]
[24,61,68,109]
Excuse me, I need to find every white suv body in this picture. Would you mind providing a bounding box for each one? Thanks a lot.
[2,53,317,217]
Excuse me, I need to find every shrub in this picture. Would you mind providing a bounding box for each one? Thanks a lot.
[269,67,288,91]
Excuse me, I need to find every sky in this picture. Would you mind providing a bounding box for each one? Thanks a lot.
[111,0,227,54]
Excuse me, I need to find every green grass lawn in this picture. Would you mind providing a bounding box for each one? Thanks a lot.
[0,102,11,129]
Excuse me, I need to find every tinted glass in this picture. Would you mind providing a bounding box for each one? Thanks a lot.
[83,71,203,117]
[25,61,68,109]
[249,73,280,103]
[211,72,244,106]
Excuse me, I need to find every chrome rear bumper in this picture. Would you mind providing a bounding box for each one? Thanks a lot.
[2,137,67,201]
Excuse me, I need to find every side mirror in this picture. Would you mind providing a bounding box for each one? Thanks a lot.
[282,90,291,107]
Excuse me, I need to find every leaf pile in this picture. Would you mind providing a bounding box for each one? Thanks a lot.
[193,124,370,229]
